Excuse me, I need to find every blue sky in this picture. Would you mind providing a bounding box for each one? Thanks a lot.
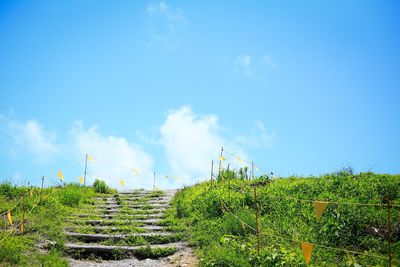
[0,1,399,189]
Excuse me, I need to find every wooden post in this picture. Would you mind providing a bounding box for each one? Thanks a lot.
[218,147,224,181]
[253,162,255,180]
[84,153,88,186]
[387,193,392,267]
[210,160,214,184]
[227,164,231,209]
[153,171,155,190]
[40,176,45,202]
[254,186,260,254]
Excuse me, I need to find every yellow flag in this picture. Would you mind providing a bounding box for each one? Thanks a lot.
[58,171,64,181]
[219,156,226,161]
[120,180,125,187]
[132,168,140,176]
[7,210,12,225]
[235,156,245,163]
[20,221,24,234]
[254,164,260,171]
[301,242,314,265]
[313,201,328,221]
[87,155,94,161]
[79,176,84,184]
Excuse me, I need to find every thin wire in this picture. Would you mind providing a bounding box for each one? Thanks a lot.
[86,173,152,187]
[0,190,32,217]
[0,189,57,244]
[219,180,399,208]
[219,193,389,261]
[88,156,140,173]
[271,234,389,260]
[222,149,270,175]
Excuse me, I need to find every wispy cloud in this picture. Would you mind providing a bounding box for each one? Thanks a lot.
[145,1,188,50]
[234,54,278,79]
[0,116,60,164]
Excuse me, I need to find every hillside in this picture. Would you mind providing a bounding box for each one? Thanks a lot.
[164,170,399,266]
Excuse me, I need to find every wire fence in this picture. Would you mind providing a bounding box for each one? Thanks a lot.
[212,147,398,266]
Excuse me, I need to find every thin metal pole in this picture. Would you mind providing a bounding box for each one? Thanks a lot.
[84,153,88,186]
[227,164,231,208]
[388,193,392,267]
[254,186,260,254]
[251,161,254,180]
[218,147,224,182]
[153,171,156,191]
[210,160,214,183]
[40,176,44,202]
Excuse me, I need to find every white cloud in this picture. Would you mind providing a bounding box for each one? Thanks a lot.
[159,106,274,186]
[233,121,276,148]
[70,123,154,189]
[235,54,259,79]
[234,54,278,79]
[262,55,278,70]
[2,119,60,163]
[147,1,186,23]
[145,1,187,50]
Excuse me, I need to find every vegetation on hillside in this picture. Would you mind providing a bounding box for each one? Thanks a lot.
[0,180,114,266]
[164,169,400,266]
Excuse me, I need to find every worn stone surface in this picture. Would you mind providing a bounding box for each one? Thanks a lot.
[65,190,198,267]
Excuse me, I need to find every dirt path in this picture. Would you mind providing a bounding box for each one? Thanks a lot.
[64,190,197,267]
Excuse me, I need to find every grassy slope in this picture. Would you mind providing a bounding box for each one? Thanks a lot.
[165,171,400,266]
[0,182,113,266]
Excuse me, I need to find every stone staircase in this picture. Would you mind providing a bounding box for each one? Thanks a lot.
[64,189,189,266]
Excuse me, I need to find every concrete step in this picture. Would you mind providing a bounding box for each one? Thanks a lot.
[65,231,173,242]
[70,213,164,219]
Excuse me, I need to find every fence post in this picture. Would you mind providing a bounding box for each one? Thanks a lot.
[40,176,45,202]
[387,193,392,267]
[84,153,88,186]
[153,171,156,191]
[227,164,231,209]
[210,160,214,185]
[218,147,224,182]
[251,161,254,180]
[254,185,260,254]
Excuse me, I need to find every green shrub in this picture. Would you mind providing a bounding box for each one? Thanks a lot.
[93,179,109,193]
[59,185,82,207]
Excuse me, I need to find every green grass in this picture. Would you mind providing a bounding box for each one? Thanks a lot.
[165,170,400,266]
[0,181,112,266]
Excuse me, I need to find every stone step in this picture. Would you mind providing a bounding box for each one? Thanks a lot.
[64,241,184,253]
[70,218,161,226]
[65,231,173,242]
[66,225,165,233]
[70,213,164,219]
[93,204,169,209]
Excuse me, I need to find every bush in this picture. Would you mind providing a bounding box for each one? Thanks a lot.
[93,179,109,193]
[59,184,83,207]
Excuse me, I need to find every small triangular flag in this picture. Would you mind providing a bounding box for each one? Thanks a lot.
[219,156,226,161]
[301,242,314,265]
[20,220,24,234]
[79,176,84,185]
[254,165,260,171]
[87,155,94,161]
[313,201,328,221]
[120,180,125,187]
[58,171,64,181]
[236,156,245,163]
[132,168,140,176]
[7,210,12,225]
